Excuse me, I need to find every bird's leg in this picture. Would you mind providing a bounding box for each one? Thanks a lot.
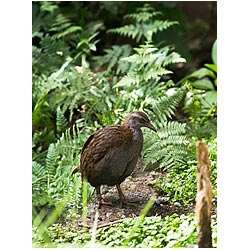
[96,186,102,206]
[96,186,112,208]
[116,184,135,208]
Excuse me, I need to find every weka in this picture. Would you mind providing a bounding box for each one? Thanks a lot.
[71,110,156,207]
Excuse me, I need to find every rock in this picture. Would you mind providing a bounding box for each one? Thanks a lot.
[174,202,181,207]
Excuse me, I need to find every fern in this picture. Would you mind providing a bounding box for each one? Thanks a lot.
[114,43,175,87]
[32,161,47,192]
[108,4,178,43]
[56,106,67,135]
[125,4,162,23]
[49,14,82,40]
[33,2,102,76]
[32,146,57,207]
[46,144,58,197]
[33,120,95,208]
[33,34,71,75]
[33,143,58,206]
[52,122,95,206]
[157,46,186,66]
[143,121,191,171]
[149,86,187,121]
[141,86,191,170]
[94,45,132,74]
[179,39,217,138]
[32,161,48,206]
[105,3,185,89]
[40,1,58,13]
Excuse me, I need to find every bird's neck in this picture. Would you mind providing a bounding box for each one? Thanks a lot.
[129,125,143,142]
[123,118,143,142]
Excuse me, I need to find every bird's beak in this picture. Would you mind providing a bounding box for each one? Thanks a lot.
[145,122,157,132]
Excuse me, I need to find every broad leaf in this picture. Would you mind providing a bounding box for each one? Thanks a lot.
[212,39,217,65]
[192,79,215,91]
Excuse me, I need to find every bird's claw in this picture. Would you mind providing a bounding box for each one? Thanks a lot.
[98,199,113,209]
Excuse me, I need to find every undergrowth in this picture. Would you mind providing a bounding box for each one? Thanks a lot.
[32,2,217,248]
[32,213,217,248]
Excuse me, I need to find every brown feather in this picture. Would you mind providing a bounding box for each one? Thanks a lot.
[72,111,156,207]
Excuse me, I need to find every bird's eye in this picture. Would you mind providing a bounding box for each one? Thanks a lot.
[139,117,148,124]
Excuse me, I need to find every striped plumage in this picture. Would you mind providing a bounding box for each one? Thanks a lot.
[72,111,156,207]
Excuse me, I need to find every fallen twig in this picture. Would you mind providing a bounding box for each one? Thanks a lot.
[92,218,128,230]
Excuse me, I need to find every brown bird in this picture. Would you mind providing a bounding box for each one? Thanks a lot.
[72,110,157,207]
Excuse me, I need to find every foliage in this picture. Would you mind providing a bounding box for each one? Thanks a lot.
[98,213,217,248]
[93,44,133,75]
[149,137,217,205]
[32,179,91,247]
[32,1,102,76]
[108,4,178,43]
[32,122,94,208]
[32,2,217,248]
[115,43,185,87]
[142,86,191,170]
[33,213,217,248]
[179,39,217,138]
[32,63,107,159]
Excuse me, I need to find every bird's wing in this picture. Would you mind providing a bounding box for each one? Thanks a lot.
[80,126,132,168]
[80,132,95,155]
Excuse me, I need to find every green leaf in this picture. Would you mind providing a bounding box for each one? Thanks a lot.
[55,26,82,39]
[56,106,67,134]
[212,39,217,65]
[188,68,216,79]
[202,90,217,107]
[77,38,89,49]
[205,63,217,73]
[108,4,178,43]
[46,143,57,173]
[192,79,215,90]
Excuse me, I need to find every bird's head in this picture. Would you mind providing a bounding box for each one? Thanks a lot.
[123,110,157,132]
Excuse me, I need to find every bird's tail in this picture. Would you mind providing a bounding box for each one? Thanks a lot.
[71,166,80,176]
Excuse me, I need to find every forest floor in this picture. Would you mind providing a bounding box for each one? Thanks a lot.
[71,162,216,230]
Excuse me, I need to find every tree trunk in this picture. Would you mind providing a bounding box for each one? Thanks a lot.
[196,141,213,248]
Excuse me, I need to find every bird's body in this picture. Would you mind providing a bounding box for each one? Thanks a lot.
[72,111,156,207]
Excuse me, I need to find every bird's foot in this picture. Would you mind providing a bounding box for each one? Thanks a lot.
[115,184,137,208]
[98,199,113,209]
[119,198,137,208]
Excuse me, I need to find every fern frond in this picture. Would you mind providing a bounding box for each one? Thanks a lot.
[109,21,178,43]
[96,45,132,73]
[32,161,46,186]
[147,86,187,121]
[143,121,191,170]
[32,161,50,206]
[49,13,72,33]
[125,4,161,22]
[40,1,58,13]
[144,20,178,41]
[33,34,71,75]
[114,43,176,87]
[108,24,141,42]
[143,67,172,82]
[115,74,140,87]
[141,85,191,170]
[164,51,186,65]
[50,122,94,205]
[54,26,83,40]
[56,106,67,135]
[108,4,178,43]
[46,143,57,177]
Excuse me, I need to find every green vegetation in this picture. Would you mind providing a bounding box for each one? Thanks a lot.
[32,2,217,248]
[33,213,217,248]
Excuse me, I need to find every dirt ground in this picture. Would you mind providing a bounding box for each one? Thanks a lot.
[75,162,202,229]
